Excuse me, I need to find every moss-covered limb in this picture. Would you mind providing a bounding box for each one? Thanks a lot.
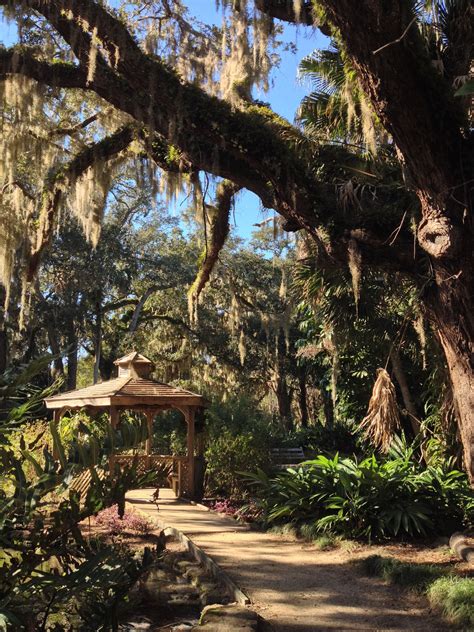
[2,5,413,253]
[188,181,241,315]
[139,130,191,174]
[0,46,87,87]
[254,0,316,26]
[28,125,135,279]
[7,1,326,227]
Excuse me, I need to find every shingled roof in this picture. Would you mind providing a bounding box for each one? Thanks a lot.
[44,353,205,409]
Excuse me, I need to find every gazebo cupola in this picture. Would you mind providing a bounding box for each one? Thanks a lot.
[115,352,154,378]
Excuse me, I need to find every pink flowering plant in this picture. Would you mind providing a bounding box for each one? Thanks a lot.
[210,498,261,523]
[94,504,157,535]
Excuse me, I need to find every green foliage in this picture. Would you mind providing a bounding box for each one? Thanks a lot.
[428,576,474,628]
[243,452,473,540]
[0,359,156,630]
[205,430,271,498]
[203,396,274,498]
[362,555,446,592]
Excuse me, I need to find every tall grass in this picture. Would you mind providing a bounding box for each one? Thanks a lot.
[428,577,474,628]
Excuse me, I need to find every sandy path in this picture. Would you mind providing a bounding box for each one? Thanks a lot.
[126,489,454,631]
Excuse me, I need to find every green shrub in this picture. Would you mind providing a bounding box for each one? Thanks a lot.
[203,396,273,498]
[205,430,271,498]
[243,453,473,540]
[281,423,363,455]
[362,555,446,592]
[428,576,474,627]
[299,522,320,542]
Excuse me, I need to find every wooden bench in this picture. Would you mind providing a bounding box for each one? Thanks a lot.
[271,447,305,469]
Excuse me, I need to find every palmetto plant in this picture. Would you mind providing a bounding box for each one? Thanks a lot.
[297,45,382,153]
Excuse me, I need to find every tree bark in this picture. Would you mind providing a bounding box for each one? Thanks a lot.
[322,387,334,430]
[65,326,78,391]
[390,348,420,437]
[93,303,102,385]
[426,273,474,483]
[47,323,65,381]
[298,367,309,428]
[274,373,293,431]
[0,287,7,374]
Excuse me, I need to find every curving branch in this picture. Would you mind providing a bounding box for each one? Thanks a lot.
[0,1,420,275]
[188,181,241,315]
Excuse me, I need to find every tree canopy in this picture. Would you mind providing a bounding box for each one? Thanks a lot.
[0,0,472,479]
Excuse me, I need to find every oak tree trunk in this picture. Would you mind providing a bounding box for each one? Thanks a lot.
[425,268,474,483]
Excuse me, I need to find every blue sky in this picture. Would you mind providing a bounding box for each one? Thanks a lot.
[0,2,326,240]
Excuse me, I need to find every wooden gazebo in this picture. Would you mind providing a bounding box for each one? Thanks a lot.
[44,352,206,498]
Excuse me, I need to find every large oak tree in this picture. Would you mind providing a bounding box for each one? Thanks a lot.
[0,0,472,478]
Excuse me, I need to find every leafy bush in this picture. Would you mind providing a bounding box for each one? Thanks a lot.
[0,359,156,630]
[203,396,273,498]
[205,429,271,498]
[428,576,474,627]
[94,504,157,535]
[243,453,473,540]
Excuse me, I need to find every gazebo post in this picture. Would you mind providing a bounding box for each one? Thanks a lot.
[186,407,195,498]
[109,406,119,474]
[145,410,154,468]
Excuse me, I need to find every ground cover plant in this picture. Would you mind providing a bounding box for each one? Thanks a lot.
[363,555,474,628]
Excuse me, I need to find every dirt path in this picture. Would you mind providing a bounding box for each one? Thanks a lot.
[126,489,454,631]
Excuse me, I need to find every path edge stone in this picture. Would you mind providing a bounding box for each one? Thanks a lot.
[162,525,251,605]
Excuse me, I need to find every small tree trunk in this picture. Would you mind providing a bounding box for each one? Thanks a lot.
[63,317,78,390]
[275,373,293,432]
[390,349,420,436]
[322,388,334,429]
[0,294,7,374]
[93,304,102,385]
[47,323,65,380]
[298,367,309,428]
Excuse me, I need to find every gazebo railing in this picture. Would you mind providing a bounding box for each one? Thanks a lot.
[112,454,189,496]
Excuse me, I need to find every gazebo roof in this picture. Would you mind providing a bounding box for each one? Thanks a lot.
[44,352,205,410]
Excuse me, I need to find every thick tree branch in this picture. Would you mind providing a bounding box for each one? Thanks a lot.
[0,46,87,87]
[188,181,241,313]
[254,0,314,25]
[1,2,420,274]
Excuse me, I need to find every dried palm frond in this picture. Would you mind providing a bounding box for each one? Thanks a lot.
[360,368,400,452]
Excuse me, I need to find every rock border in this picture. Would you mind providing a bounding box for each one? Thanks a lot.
[449,532,474,564]
[163,525,251,605]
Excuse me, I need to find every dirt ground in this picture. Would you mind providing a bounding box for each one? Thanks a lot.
[124,489,473,631]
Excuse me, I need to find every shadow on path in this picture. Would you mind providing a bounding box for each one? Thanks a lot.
[126,488,453,631]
